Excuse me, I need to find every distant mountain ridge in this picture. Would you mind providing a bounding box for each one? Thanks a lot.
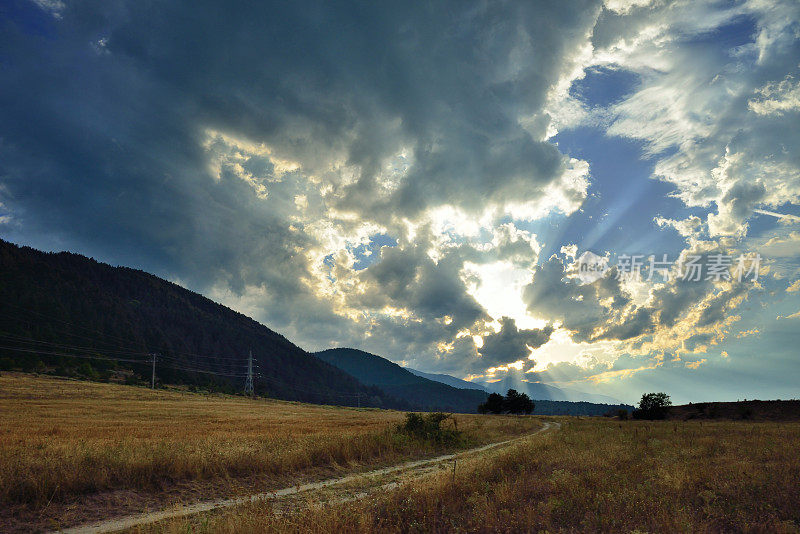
[408,366,623,405]
[406,368,489,392]
[315,348,633,416]
[477,375,625,405]
[315,348,488,413]
[480,376,567,400]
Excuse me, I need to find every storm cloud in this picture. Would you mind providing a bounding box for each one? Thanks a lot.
[1,0,798,401]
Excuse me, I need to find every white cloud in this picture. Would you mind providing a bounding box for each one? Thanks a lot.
[749,74,800,115]
[578,0,800,239]
[30,0,65,18]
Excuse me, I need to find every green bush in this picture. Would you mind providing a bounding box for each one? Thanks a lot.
[397,412,462,444]
[77,361,99,380]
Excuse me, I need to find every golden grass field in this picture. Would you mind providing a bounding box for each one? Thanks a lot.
[145,417,800,534]
[0,373,541,532]
[3,372,800,533]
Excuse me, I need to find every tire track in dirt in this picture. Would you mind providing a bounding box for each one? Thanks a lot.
[55,421,560,534]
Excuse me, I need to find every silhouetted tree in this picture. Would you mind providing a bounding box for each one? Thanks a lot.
[633,392,671,419]
[478,392,505,414]
[504,389,535,414]
[478,390,534,414]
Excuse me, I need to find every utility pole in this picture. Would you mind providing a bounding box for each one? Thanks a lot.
[151,353,157,389]
[244,349,254,396]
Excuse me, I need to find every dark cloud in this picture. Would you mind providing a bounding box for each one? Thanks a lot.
[1,0,781,394]
[356,240,487,329]
[695,284,748,328]
[523,255,614,341]
[0,0,603,362]
[476,316,553,369]
[593,307,655,342]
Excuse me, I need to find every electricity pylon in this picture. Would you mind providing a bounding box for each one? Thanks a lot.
[244,349,254,396]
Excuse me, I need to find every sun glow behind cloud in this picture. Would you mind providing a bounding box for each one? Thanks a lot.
[463,260,543,331]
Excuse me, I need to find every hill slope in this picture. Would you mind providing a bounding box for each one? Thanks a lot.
[668,400,800,421]
[315,348,488,413]
[0,239,398,407]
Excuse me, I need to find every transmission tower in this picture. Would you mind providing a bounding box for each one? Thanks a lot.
[150,353,157,389]
[244,349,254,396]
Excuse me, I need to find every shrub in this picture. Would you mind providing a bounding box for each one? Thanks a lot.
[77,362,99,380]
[397,412,462,444]
[737,404,753,420]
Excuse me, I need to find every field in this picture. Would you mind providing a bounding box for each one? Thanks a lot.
[145,418,800,534]
[0,373,540,532]
[3,373,800,533]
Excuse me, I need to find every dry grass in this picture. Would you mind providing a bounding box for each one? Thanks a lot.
[149,418,800,534]
[0,373,539,514]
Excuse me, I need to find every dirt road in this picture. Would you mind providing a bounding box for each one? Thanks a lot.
[56,421,560,534]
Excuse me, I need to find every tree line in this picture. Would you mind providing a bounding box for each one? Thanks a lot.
[478,389,535,414]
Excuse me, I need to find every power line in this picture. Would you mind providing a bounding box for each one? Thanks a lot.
[153,352,248,368]
[0,304,254,367]
[0,341,360,403]
[0,302,149,347]
[0,332,249,373]
[0,330,151,357]
[0,345,148,364]
[0,306,365,402]
[0,310,147,352]
[0,344,248,378]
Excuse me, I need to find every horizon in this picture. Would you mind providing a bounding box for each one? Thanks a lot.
[1,0,799,405]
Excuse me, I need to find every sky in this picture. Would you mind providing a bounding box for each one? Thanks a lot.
[1,0,799,404]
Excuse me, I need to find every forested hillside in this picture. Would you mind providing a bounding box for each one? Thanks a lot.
[0,239,400,407]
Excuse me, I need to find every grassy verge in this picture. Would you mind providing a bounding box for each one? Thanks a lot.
[148,418,800,533]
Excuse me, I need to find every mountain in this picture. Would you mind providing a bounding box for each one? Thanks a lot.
[558,387,625,405]
[408,369,624,408]
[479,376,624,405]
[407,368,488,392]
[480,376,569,400]
[0,239,402,408]
[315,348,488,413]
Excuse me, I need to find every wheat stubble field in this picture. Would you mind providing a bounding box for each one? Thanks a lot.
[3,373,800,533]
[0,373,541,532]
[143,418,800,534]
